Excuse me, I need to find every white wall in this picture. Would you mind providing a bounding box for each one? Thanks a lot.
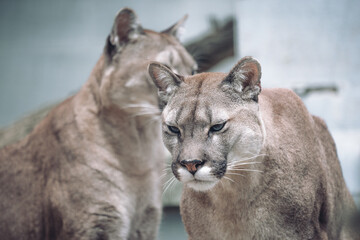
[236,0,360,200]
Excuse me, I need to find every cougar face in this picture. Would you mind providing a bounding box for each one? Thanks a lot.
[149,57,266,191]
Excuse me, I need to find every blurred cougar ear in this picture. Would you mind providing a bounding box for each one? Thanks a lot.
[221,57,262,102]
[161,14,188,40]
[148,62,183,107]
[105,8,143,59]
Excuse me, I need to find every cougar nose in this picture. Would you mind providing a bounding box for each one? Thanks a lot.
[180,159,203,175]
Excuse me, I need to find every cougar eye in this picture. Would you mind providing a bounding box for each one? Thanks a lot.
[168,125,180,134]
[210,122,226,132]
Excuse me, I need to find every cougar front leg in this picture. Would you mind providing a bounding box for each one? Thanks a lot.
[128,206,161,240]
[85,204,131,240]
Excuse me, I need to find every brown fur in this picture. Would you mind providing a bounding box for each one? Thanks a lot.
[0,103,57,148]
[149,57,358,239]
[0,8,196,240]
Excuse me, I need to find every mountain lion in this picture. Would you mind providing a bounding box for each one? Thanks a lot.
[0,8,196,240]
[148,57,358,239]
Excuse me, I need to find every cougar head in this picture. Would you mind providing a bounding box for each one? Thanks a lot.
[148,57,266,191]
[99,8,197,109]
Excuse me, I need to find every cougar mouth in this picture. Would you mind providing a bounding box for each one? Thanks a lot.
[176,165,220,192]
[186,179,218,192]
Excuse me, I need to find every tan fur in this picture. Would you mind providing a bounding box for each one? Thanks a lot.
[0,8,196,240]
[148,57,358,239]
[0,103,58,148]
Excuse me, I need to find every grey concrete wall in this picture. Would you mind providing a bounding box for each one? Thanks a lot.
[236,0,360,201]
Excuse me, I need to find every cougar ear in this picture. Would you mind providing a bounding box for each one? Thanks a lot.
[161,14,188,40]
[148,62,183,106]
[221,57,262,102]
[105,8,143,59]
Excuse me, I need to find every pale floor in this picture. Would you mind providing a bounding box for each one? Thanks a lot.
[159,207,187,240]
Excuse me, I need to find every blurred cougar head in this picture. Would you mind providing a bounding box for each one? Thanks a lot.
[99,8,197,111]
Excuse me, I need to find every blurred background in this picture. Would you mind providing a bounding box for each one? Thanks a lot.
[0,0,359,239]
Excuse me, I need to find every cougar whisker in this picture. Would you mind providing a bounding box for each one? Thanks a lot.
[163,176,177,196]
[222,176,236,183]
[121,103,159,110]
[229,154,266,165]
[228,162,262,167]
[225,172,246,177]
[227,168,263,173]
[130,111,160,118]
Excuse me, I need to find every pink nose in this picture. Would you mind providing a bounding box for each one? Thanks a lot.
[180,159,203,174]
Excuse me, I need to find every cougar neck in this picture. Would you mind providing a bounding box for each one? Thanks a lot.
[73,55,164,173]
